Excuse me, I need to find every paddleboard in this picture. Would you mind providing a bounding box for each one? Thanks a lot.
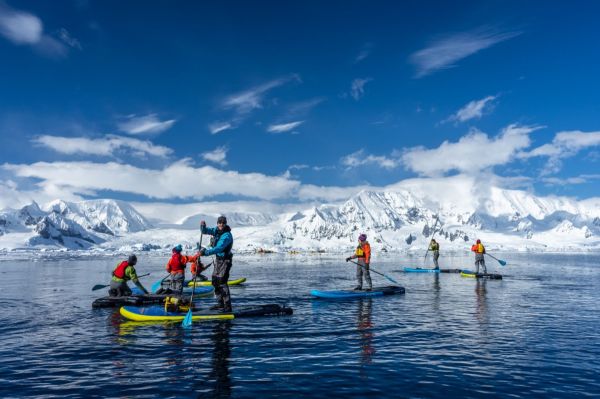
[460,271,503,280]
[403,267,440,273]
[132,285,214,296]
[187,277,247,287]
[440,269,463,273]
[311,285,405,299]
[119,304,293,322]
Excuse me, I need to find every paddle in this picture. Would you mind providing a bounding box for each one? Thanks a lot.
[183,230,203,328]
[424,215,440,262]
[151,273,172,293]
[92,273,150,291]
[485,253,507,266]
[347,259,400,285]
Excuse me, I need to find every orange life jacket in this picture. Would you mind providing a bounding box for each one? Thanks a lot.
[355,242,371,263]
[167,253,189,274]
[113,260,130,279]
[471,243,485,254]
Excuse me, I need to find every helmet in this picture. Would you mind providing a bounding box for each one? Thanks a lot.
[128,254,137,265]
[173,244,183,253]
[358,233,367,242]
[476,239,481,244]
[217,215,227,225]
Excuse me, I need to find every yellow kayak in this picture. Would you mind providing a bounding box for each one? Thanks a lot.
[188,277,247,287]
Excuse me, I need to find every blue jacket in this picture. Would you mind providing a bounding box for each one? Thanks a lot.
[201,225,233,257]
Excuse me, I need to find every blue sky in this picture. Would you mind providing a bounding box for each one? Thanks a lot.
[1,0,600,211]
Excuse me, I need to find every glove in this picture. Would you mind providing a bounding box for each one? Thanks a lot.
[199,248,206,256]
[346,257,351,262]
[200,220,206,229]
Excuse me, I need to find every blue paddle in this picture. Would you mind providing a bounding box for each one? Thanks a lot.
[485,253,507,266]
[348,259,400,285]
[151,273,171,293]
[183,231,203,328]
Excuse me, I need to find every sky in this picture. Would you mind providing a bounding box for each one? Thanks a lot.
[1,0,600,216]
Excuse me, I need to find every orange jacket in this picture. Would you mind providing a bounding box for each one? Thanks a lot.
[471,243,485,254]
[166,253,194,274]
[355,241,371,263]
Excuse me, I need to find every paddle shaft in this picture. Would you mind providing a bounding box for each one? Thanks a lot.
[485,253,507,266]
[348,259,399,285]
[92,273,150,291]
[183,231,203,327]
[151,273,172,293]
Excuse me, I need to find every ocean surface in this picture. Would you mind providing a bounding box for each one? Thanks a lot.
[0,252,598,398]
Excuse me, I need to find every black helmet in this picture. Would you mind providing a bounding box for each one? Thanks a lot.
[128,254,137,265]
[217,215,227,225]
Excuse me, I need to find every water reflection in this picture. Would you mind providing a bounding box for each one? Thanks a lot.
[357,298,374,367]
[197,321,232,399]
[475,279,489,330]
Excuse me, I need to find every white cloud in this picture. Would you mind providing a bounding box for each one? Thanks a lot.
[0,2,68,57]
[208,121,233,134]
[57,28,81,49]
[267,120,304,133]
[32,134,172,158]
[201,146,228,166]
[350,78,373,101]
[2,159,301,201]
[520,130,600,175]
[409,27,521,78]
[341,149,400,170]
[222,74,300,115]
[541,175,600,186]
[354,43,373,63]
[402,124,540,176]
[446,95,497,123]
[118,114,176,135]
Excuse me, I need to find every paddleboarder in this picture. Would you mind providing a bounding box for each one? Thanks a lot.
[165,244,198,293]
[109,254,149,297]
[200,216,234,312]
[429,238,440,269]
[346,233,372,291]
[471,239,487,274]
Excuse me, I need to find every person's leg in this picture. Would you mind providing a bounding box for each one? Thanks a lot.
[355,263,363,290]
[433,252,439,269]
[360,259,372,290]
[173,273,184,294]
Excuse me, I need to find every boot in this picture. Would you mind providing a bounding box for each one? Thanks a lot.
[353,286,362,291]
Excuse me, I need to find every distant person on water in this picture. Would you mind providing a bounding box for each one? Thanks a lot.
[166,244,197,293]
[200,216,234,312]
[346,233,372,291]
[429,239,440,269]
[109,255,149,297]
[471,239,487,274]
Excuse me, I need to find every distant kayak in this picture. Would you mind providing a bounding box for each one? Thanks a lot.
[460,271,503,280]
[119,304,293,322]
[187,277,247,287]
[132,285,214,296]
[311,286,405,299]
[403,267,440,273]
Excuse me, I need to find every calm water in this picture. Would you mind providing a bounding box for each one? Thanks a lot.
[0,252,599,398]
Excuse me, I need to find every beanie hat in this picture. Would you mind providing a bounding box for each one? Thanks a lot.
[217,215,227,224]
[358,233,367,242]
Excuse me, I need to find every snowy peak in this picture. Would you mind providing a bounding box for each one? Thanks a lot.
[44,199,152,234]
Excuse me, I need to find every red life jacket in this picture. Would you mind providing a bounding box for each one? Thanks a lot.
[167,253,187,274]
[113,260,130,279]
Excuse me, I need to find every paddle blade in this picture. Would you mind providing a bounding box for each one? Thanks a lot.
[151,279,164,293]
[498,259,507,266]
[182,309,193,328]
[92,284,108,291]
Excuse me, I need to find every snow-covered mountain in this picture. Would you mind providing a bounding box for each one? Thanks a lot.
[1,187,599,253]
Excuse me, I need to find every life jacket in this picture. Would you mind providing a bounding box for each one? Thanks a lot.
[213,225,233,259]
[113,261,130,280]
[471,243,485,254]
[355,241,371,263]
[167,253,188,274]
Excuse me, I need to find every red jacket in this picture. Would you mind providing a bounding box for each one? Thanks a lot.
[166,253,192,274]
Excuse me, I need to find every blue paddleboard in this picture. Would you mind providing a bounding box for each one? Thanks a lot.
[403,267,440,273]
[311,286,405,299]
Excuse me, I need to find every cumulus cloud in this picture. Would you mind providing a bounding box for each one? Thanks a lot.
[402,124,541,176]
[2,159,301,201]
[267,120,303,133]
[32,134,172,158]
[520,130,600,175]
[409,27,521,78]
[0,2,69,57]
[201,146,228,166]
[341,149,400,170]
[350,78,373,101]
[446,95,497,123]
[118,114,176,135]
